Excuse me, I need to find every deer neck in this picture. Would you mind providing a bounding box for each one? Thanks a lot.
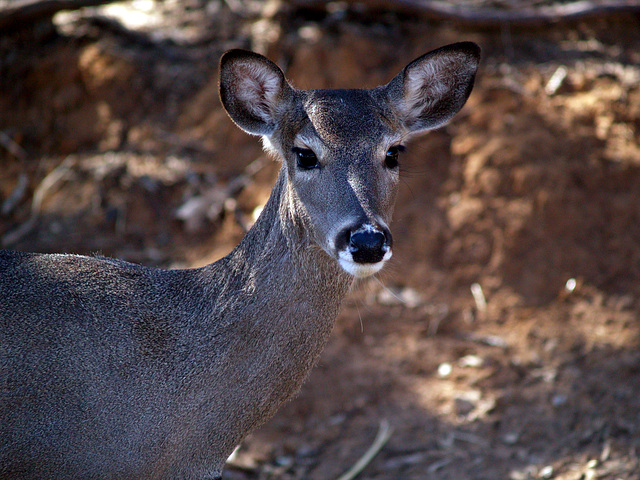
[193,167,354,438]
[201,165,354,353]
[230,166,353,304]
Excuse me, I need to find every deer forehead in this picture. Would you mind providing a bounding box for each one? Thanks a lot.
[297,89,400,149]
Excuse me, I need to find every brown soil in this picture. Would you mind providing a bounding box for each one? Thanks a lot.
[2,2,640,479]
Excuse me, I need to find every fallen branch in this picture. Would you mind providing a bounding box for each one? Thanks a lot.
[0,131,28,160]
[0,0,117,31]
[1,173,29,216]
[290,0,640,27]
[2,156,76,247]
[175,155,269,233]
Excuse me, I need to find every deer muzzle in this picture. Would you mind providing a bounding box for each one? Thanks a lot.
[336,223,393,278]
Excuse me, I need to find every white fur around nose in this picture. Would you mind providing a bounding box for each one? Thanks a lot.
[338,253,391,278]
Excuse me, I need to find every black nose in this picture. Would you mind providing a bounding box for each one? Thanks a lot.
[348,227,391,264]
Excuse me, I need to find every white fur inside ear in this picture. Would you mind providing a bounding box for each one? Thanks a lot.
[403,58,450,119]
[235,63,283,123]
[401,52,472,128]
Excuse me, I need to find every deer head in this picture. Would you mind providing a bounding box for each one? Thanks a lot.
[220,43,480,278]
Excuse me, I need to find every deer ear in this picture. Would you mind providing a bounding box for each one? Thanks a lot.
[386,42,480,134]
[219,50,293,136]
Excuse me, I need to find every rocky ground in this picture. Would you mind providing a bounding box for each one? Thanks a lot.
[1,1,640,478]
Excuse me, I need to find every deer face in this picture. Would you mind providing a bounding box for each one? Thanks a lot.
[273,89,400,277]
[219,44,480,278]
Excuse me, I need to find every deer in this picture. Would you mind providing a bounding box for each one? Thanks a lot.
[0,42,480,479]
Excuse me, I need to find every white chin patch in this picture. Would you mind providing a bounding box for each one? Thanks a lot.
[337,250,392,278]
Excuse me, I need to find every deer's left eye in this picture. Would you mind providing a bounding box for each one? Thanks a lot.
[384,145,405,169]
[293,147,320,170]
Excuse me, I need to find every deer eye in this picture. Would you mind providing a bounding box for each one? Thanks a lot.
[293,147,320,170]
[384,145,404,169]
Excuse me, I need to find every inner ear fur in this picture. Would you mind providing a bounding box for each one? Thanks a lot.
[219,50,293,136]
[386,42,481,133]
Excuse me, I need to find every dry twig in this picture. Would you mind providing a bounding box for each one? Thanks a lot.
[336,419,393,480]
[2,157,76,247]
[1,174,29,216]
[175,155,269,233]
[0,131,28,160]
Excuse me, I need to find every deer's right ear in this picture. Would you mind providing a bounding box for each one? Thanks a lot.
[219,50,292,136]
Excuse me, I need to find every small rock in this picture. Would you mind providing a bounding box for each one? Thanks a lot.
[551,393,567,407]
[539,465,554,478]
[437,362,452,377]
[274,455,293,467]
[377,286,423,308]
[565,277,577,292]
[459,354,483,368]
[503,432,519,445]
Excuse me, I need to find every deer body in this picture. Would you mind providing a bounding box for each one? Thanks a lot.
[0,43,479,479]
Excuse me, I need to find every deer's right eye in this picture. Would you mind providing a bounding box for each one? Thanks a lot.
[293,148,320,170]
[384,145,405,169]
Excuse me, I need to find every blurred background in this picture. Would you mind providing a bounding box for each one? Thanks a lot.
[1,1,640,478]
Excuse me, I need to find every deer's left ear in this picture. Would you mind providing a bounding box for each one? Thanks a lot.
[384,42,480,134]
